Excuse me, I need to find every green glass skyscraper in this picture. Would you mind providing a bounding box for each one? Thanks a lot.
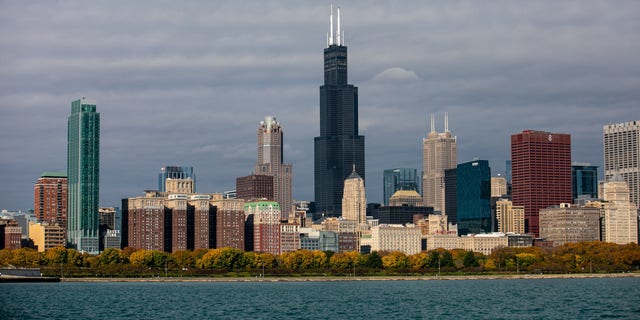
[67,98,100,253]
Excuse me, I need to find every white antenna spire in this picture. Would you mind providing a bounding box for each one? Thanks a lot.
[337,7,341,45]
[329,4,334,45]
[445,112,449,132]
[430,114,435,133]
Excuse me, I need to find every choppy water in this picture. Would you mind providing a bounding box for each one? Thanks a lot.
[2,277,639,319]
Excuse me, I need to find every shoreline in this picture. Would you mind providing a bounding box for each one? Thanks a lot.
[59,272,640,283]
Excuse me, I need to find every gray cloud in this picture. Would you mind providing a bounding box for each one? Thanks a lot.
[1,1,639,210]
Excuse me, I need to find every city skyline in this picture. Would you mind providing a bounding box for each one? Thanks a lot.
[1,1,640,210]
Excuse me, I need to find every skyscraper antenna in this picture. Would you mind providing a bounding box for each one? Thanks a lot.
[329,4,334,45]
[445,112,449,132]
[430,114,435,133]
[337,7,341,45]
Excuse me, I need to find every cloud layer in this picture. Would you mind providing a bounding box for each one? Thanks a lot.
[1,1,639,210]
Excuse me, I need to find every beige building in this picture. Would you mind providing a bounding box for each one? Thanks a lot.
[491,176,508,197]
[342,168,366,224]
[496,199,525,234]
[427,214,457,235]
[422,114,457,213]
[603,176,638,244]
[459,233,509,255]
[29,221,65,252]
[254,116,293,220]
[604,120,640,209]
[165,178,194,194]
[539,203,601,246]
[280,223,300,253]
[369,224,422,255]
[426,233,459,251]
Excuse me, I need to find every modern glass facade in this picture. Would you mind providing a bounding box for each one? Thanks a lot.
[571,163,598,200]
[383,168,420,206]
[314,11,364,217]
[456,160,492,235]
[67,98,100,253]
[158,166,195,192]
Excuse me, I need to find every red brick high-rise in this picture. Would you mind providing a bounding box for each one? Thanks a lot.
[33,172,67,229]
[511,130,572,237]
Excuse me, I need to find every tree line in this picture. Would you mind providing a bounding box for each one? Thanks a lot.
[1,241,639,278]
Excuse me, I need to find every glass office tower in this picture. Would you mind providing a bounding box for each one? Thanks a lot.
[456,160,491,235]
[383,168,420,206]
[67,98,100,253]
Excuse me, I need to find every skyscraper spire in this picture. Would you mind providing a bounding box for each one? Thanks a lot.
[329,4,334,46]
[328,4,344,46]
[445,112,449,132]
[430,114,435,133]
[337,7,341,45]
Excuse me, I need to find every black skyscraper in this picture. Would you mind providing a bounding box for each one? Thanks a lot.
[314,6,365,217]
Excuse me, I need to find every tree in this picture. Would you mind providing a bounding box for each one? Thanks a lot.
[98,248,128,265]
[329,251,361,271]
[381,251,409,270]
[463,251,479,268]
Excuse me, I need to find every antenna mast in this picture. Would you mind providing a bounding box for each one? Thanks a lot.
[337,7,341,45]
[430,114,435,133]
[329,4,334,45]
[445,112,449,132]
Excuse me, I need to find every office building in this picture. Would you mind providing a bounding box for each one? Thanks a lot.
[603,175,638,244]
[314,6,365,217]
[236,174,274,202]
[342,168,366,224]
[495,199,525,234]
[511,130,572,237]
[383,168,420,206]
[368,224,422,255]
[33,172,67,229]
[444,168,457,223]
[254,116,293,220]
[456,160,492,235]
[539,204,600,246]
[572,162,598,201]
[67,98,100,253]
[604,121,640,208]
[491,176,507,198]
[159,166,195,192]
[388,190,424,207]
[28,221,65,252]
[459,233,509,255]
[423,114,457,214]
[0,218,22,250]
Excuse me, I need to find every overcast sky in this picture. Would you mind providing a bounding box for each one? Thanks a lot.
[1,1,639,211]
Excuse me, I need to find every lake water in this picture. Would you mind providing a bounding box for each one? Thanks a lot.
[2,277,639,319]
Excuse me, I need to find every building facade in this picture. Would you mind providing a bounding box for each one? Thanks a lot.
[212,198,245,250]
[0,218,22,250]
[236,174,274,202]
[456,160,492,235]
[368,224,422,255]
[314,7,365,217]
[383,168,420,206]
[491,176,507,198]
[29,221,65,252]
[34,172,67,230]
[604,121,640,209]
[254,116,293,220]
[511,130,572,237]
[158,166,195,192]
[603,175,638,244]
[571,163,598,201]
[67,98,100,253]
[422,114,457,214]
[539,204,600,246]
[495,199,525,234]
[244,201,281,255]
[342,169,366,224]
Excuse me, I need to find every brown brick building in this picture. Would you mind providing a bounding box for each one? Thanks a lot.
[33,172,67,229]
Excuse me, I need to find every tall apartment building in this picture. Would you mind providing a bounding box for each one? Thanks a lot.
[495,199,525,234]
[314,6,365,217]
[423,114,457,214]
[244,201,280,255]
[342,168,366,224]
[539,204,600,246]
[34,172,67,230]
[571,162,598,201]
[604,121,640,208]
[383,168,420,206]
[511,130,572,237]
[158,166,195,192]
[67,98,100,253]
[456,160,492,235]
[211,198,245,250]
[254,116,293,220]
[603,175,638,244]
